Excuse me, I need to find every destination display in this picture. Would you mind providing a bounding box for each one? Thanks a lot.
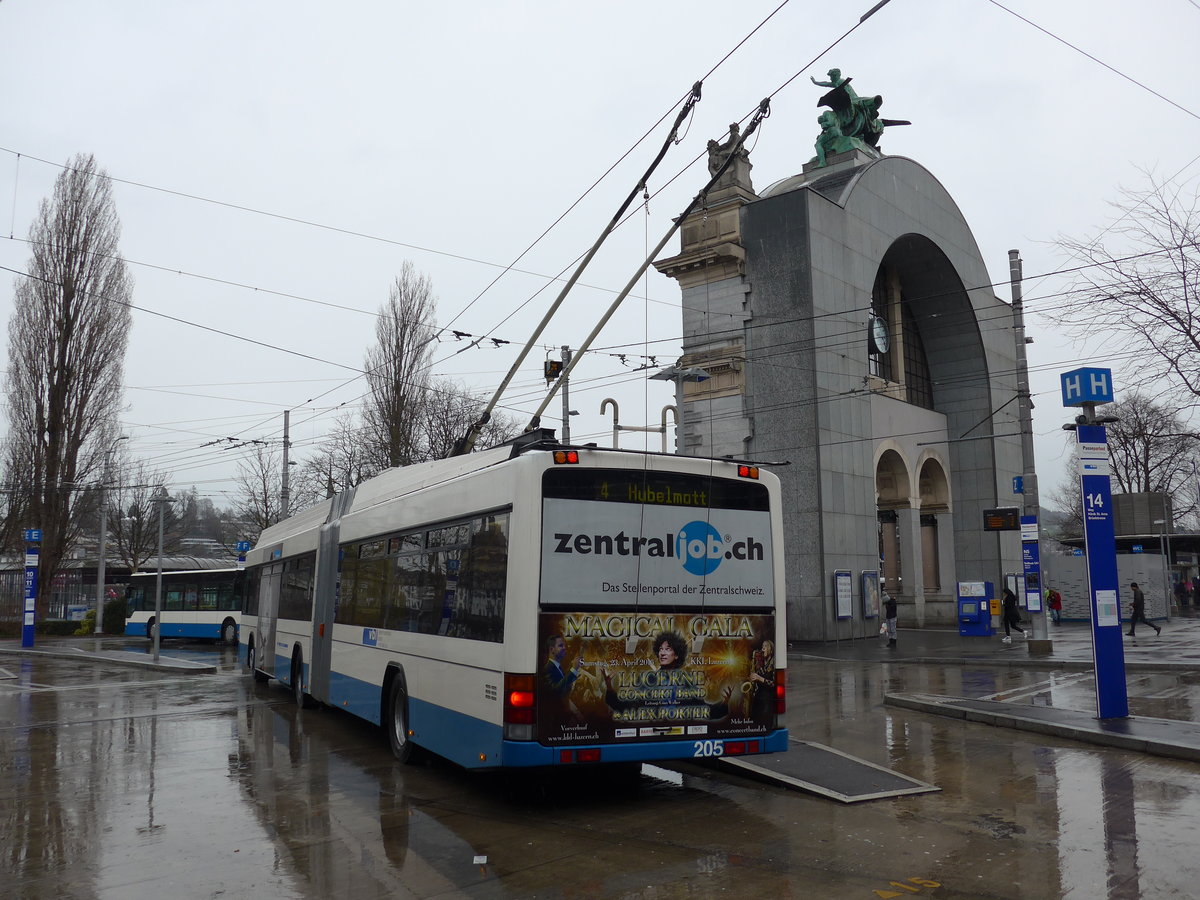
[537,611,777,746]
[542,467,768,510]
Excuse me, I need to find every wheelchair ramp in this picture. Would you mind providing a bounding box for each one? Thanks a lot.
[716,739,940,803]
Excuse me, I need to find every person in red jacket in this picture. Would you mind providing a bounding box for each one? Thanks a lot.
[1046,588,1063,625]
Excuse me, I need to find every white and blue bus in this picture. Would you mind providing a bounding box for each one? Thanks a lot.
[126,567,243,643]
[241,435,788,770]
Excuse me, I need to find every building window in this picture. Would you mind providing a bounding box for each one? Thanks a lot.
[869,268,893,381]
[901,301,933,410]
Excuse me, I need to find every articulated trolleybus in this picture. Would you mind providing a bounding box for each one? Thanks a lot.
[241,434,787,769]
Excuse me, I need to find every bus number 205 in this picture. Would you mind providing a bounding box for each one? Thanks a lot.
[692,740,724,758]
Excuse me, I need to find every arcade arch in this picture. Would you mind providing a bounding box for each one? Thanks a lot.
[876,449,954,601]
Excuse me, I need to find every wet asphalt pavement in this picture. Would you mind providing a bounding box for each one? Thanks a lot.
[2,614,1199,899]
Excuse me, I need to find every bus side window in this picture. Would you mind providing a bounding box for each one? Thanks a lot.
[388,552,427,634]
[165,587,185,611]
[449,515,509,643]
[127,586,144,615]
[353,555,386,629]
[335,547,359,625]
[243,569,260,616]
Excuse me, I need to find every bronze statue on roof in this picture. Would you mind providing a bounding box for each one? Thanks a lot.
[810,68,909,167]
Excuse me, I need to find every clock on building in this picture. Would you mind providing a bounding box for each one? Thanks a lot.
[869,316,890,355]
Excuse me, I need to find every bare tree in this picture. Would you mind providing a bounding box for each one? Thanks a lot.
[107,461,181,572]
[292,411,376,507]
[233,445,282,539]
[1105,393,1199,503]
[362,262,437,471]
[1049,393,1199,537]
[1054,175,1200,411]
[422,378,520,459]
[2,154,133,617]
[1046,465,1083,540]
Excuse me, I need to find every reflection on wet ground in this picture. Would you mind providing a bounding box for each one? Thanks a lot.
[1,638,1198,898]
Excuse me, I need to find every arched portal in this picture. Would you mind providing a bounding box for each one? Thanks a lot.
[917,457,951,591]
[876,449,910,595]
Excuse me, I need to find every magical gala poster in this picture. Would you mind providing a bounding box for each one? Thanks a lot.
[536,611,778,746]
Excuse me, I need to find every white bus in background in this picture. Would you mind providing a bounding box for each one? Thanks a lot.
[125,567,243,643]
[241,432,788,770]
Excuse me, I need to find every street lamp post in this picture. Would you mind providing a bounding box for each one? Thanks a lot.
[94,436,128,636]
[152,487,170,663]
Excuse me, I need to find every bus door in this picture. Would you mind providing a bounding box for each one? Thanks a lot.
[259,562,283,678]
[309,488,354,704]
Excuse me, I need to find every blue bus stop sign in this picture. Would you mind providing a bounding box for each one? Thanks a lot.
[1077,424,1128,719]
[1020,516,1042,613]
[1061,368,1114,407]
[22,545,40,648]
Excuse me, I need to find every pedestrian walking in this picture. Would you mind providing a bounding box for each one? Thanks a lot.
[1046,587,1063,625]
[1126,582,1160,637]
[883,591,897,649]
[1001,587,1025,643]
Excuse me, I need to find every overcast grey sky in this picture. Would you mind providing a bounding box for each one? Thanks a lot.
[2,0,1198,510]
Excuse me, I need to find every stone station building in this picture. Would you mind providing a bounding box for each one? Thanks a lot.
[654,144,1025,641]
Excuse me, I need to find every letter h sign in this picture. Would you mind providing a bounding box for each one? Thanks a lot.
[1060,367,1114,407]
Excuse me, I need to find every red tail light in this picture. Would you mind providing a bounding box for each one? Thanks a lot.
[558,748,603,764]
[504,673,536,725]
[775,668,786,715]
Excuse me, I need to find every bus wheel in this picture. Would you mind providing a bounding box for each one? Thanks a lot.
[221,619,237,645]
[386,676,418,764]
[291,652,312,709]
[248,641,268,683]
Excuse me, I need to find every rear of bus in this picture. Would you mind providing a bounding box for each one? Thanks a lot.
[503,450,787,767]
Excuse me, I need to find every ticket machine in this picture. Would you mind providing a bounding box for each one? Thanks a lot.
[957,581,994,637]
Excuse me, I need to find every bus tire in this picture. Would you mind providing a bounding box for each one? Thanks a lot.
[221,619,238,645]
[386,675,419,764]
[291,651,312,709]
[248,641,268,683]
